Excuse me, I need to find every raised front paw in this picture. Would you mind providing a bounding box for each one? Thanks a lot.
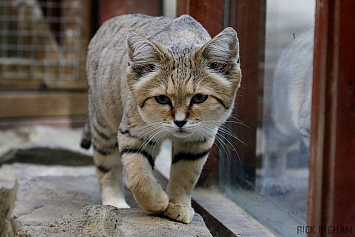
[163,202,194,224]
[134,188,169,213]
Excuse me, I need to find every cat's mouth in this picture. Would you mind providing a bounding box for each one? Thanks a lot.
[172,128,191,138]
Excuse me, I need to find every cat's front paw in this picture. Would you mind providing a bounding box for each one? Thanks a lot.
[163,202,194,224]
[135,189,169,213]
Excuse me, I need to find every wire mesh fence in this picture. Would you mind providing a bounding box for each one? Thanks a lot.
[0,0,82,81]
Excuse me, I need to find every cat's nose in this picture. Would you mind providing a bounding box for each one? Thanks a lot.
[174,120,187,128]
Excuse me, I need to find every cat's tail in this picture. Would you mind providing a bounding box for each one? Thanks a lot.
[80,117,92,149]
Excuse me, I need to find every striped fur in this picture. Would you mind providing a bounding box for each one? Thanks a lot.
[81,14,241,223]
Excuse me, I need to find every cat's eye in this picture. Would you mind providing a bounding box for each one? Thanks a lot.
[191,94,208,104]
[155,95,171,104]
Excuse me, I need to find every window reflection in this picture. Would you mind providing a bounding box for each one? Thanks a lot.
[261,27,314,196]
[261,0,314,232]
[261,0,314,199]
[223,1,315,236]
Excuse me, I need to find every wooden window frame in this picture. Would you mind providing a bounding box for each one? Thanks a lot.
[308,0,355,235]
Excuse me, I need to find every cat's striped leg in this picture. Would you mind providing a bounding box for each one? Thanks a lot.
[91,121,129,208]
[119,130,169,213]
[163,137,214,224]
[94,149,129,208]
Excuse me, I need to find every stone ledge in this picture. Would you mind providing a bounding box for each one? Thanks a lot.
[0,126,212,237]
[16,206,212,237]
[0,164,212,237]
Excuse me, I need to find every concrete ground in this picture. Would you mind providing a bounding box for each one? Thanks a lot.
[0,126,212,237]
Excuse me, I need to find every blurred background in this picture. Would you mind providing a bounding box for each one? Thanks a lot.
[0,0,176,129]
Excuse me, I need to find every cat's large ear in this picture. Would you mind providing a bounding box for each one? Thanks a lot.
[126,31,165,77]
[199,27,239,75]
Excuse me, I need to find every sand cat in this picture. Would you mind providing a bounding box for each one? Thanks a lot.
[81,14,241,223]
[262,29,313,195]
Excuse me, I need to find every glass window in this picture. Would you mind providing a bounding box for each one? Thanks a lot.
[220,1,315,236]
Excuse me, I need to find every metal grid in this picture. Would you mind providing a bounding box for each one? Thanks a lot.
[0,0,82,81]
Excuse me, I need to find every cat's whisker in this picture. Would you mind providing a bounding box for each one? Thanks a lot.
[135,122,160,134]
[138,123,170,156]
[135,124,163,142]
[202,121,248,148]
[225,115,251,130]
[214,134,232,165]
[198,123,242,166]
[216,133,242,167]
[215,131,238,154]
[224,120,247,126]
[138,125,164,149]
[144,129,166,155]
[218,126,248,148]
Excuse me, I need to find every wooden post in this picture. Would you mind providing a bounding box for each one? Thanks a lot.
[225,1,263,189]
[99,0,162,25]
[176,0,224,37]
[177,0,224,186]
[308,0,355,235]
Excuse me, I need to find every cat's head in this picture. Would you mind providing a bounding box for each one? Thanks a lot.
[126,27,241,141]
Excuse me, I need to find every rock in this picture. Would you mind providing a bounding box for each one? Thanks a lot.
[0,180,18,237]
[1,165,211,237]
[16,206,212,237]
[0,126,212,236]
[0,164,102,225]
[0,126,92,164]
